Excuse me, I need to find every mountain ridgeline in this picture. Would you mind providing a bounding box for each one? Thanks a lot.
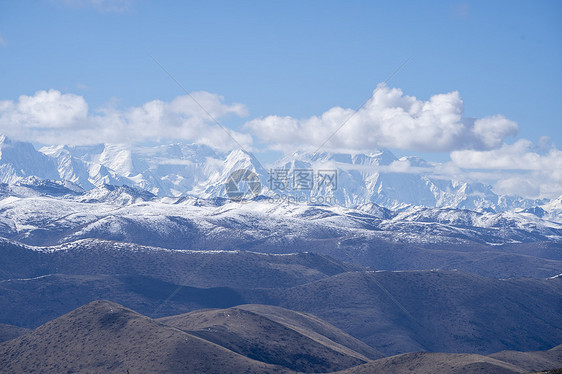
[0,134,557,211]
[1,135,561,373]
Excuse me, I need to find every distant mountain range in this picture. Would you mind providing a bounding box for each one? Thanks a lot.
[1,134,561,371]
[0,135,557,211]
[4,133,558,277]
[0,181,561,278]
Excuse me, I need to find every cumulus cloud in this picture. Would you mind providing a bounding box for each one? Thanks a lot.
[245,84,518,153]
[0,89,251,150]
[451,139,562,199]
[1,89,88,129]
[494,176,542,199]
[0,86,558,199]
[495,171,561,200]
[451,139,562,171]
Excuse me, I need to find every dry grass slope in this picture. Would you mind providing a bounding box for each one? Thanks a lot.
[0,300,561,374]
[0,323,28,343]
[489,345,562,372]
[159,304,382,372]
[334,352,527,374]
[0,300,291,374]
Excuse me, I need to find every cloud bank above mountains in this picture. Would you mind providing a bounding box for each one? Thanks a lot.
[246,85,518,153]
[0,86,560,198]
[0,89,251,150]
[0,85,521,153]
[451,140,562,198]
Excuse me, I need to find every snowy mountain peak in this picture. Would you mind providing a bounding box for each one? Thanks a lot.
[198,148,268,198]
[288,149,397,167]
[79,184,156,205]
[0,135,554,212]
[0,135,60,184]
[97,144,151,178]
[15,177,84,195]
[398,156,432,168]
[223,148,266,174]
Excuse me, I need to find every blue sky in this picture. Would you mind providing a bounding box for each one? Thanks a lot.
[0,0,561,197]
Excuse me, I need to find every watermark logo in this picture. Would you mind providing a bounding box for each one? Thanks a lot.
[225,169,262,201]
[225,168,338,204]
[267,168,338,204]
[268,168,337,191]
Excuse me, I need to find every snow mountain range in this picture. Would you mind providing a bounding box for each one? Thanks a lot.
[0,180,561,279]
[0,135,557,213]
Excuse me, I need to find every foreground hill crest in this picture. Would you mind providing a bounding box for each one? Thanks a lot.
[1,300,560,374]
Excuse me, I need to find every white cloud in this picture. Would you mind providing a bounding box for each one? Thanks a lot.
[321,138,562,199]
[494,171,561,200]
[245,84,518,153]
[0,86,558,199]
[2,89,88,129]
[0,89,251,151]
[451,139,562,171]
[451,139,562,199]
[471,115,518,150]
[494,176,541,198]
[0,34,7,47]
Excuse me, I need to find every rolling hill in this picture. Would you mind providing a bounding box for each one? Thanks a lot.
[1,300,560,374]
[0,300,292,374]
[159,305,382,372]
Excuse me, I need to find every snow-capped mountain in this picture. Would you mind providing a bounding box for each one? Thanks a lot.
[0,135,553,212]
[539,195,562,221]
[199,149,269,198]
[40,142,228,197]
[0,185,560,279]
[272,150,517,211]
[78,184,156,205]
[0,135,60,183]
